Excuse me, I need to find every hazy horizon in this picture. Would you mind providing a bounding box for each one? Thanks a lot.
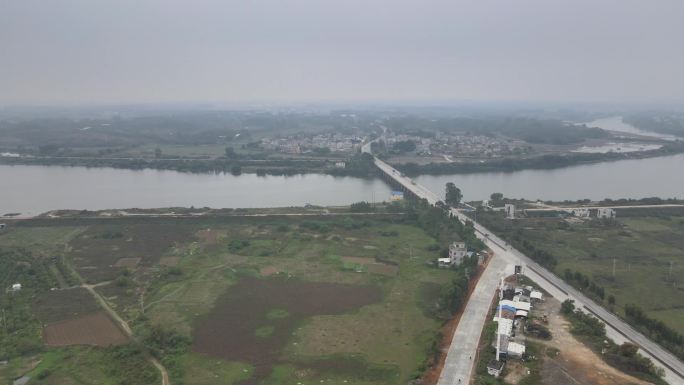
[2,0,684,105]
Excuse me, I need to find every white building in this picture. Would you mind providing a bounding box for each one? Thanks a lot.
[334,161,346,169]
[448,242,467,265]
[507,341,526,358]
[571,208,591,218]
[11,283,21,292]
[596,208,616,219]
[438,241,468,268]
[437,258,453,268]
[505,204,515,219]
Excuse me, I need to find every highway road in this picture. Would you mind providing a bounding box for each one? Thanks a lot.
[373,156,684,384]
[437,254,511,385]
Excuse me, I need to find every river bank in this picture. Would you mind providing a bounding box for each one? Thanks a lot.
[2,137,682,178]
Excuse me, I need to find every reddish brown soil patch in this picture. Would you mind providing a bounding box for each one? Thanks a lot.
[341,256,375,264]
[113,257,141,268]
[197,228,222,244]
[43,311,128,346]
[159,256,180,267]
[33,288,101,324]
[537,297,651,385]
[192,277,382,385]
[259,266,279,276]
[367,263,399,276]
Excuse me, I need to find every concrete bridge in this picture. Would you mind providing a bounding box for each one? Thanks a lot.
[371,156,684,385]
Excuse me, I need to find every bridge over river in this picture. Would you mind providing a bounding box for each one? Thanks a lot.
[372,156,684,385]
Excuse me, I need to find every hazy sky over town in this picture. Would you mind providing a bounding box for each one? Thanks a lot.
[2,0,683,105]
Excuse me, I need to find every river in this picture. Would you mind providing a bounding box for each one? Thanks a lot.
[585,116,681,141]
[0,165,392,216]
[415,153,684,202]
[1,152,683,216]
[3,115,684,214]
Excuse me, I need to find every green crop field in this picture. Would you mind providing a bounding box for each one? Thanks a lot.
[475,209,684,336]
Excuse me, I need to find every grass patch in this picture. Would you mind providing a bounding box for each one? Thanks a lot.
[266,308,290,320]
[255,326,275,338]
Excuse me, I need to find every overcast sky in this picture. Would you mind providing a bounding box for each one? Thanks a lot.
[1,0,683,105]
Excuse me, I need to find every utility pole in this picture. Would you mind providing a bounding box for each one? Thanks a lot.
[612,258,616,278]
[669,261,674,281]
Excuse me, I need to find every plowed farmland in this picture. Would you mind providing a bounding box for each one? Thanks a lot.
[44,311,128,346]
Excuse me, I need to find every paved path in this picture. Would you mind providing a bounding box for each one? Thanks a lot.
[437,254,510,385]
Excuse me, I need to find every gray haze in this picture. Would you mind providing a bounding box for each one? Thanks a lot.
[2,0,683,105]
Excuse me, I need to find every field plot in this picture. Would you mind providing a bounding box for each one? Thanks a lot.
[193,277,382,384]
[68,223,195,282]
[44,311,128,346]
[33,288,102,324]
[477,210,684,335]
[3,213,465,385]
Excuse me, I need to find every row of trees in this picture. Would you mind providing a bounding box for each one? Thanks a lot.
[624,304,684,361]
[563,269,608,302]
[560,300,665,381]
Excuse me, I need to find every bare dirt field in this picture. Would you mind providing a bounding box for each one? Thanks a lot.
[44,311,128,346]
[158,256,180,267]
[196,228,224,244]
[341,256,375,264]
[367,263,399,276]
[192,277,382,385]
[114,257,141,267]
[259,266,279,276]
[69,223,195,282]
[535,298,651,385]
[33,288,102,324]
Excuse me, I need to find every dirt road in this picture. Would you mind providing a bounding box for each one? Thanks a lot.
[535,297,651,385]
[81,283,170,385]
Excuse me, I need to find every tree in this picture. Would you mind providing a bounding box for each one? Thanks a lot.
[445,183,462,206]
[154,147,162,158]
[349,201,373,212]
[608,295,615,305]
[225,146,237,158]
[311,147,331,155]
[619,342,639,358]
[392,140,416,153]
[490,192,504,206]
[561,299,576,315]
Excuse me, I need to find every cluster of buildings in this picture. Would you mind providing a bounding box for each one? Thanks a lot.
[571,207,617,219]
[383,132,528,159]
[260,134,363,154]
[487,280,544,377]
[436,133,528,158]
